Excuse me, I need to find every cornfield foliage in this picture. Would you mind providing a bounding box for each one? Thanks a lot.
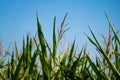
[0,13,120,80]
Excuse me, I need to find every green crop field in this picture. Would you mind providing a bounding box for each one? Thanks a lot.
[0,13,120,80]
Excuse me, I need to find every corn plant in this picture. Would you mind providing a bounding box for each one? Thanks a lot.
[86,14,120,80]
[0,13,119,80]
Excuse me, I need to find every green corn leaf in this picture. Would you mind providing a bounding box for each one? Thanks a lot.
[88,27,120,78]
[45,39,52,65]
[11,51,14,78]
[105,13,120,44]
[39,52,50,80]
[81,47,88,72]
[7,61,10,78]
[53,17,57,64]
[14,42,19,60]
[44,57,52,78]
[59,52,67,65]
[67,40,75,68]
[29,37,32,59]
[12,38,25,79]
[12,52,23,79]
[85,34,98,48]
[114,43,119,69]
[88,26,102,49]
[51,64,61,79]
[96,57,101,69]
[71,48,83,73]
[29,50,39,75]
[37,14,51,80]
[37,14,47,58]
[86,55,106,79]
[86,67,96,80]
[26,35,31,68]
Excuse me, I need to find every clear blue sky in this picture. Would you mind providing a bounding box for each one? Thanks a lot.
[0,0,120,58]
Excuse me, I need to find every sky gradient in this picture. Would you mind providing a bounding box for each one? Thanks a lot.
[0,0,120,58]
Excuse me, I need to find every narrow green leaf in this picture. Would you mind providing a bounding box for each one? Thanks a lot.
[67,40,75,68]
[105,13,120,44]
[11,51,14,78]
[53,17,57,64]
[71,48,83,73]
[45,39,52,65]
[14,42,19,60]
[12,52,23,79]
[88,27,120,78]
[59,52,67,65]
[12,38,25,79]
[29,50,39,75]
[86,55,105,79]
[26,35,31,68]
[37,14,51,80]
[7,61,10,78]
[37,14,47,58]
[85,34,98,48]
